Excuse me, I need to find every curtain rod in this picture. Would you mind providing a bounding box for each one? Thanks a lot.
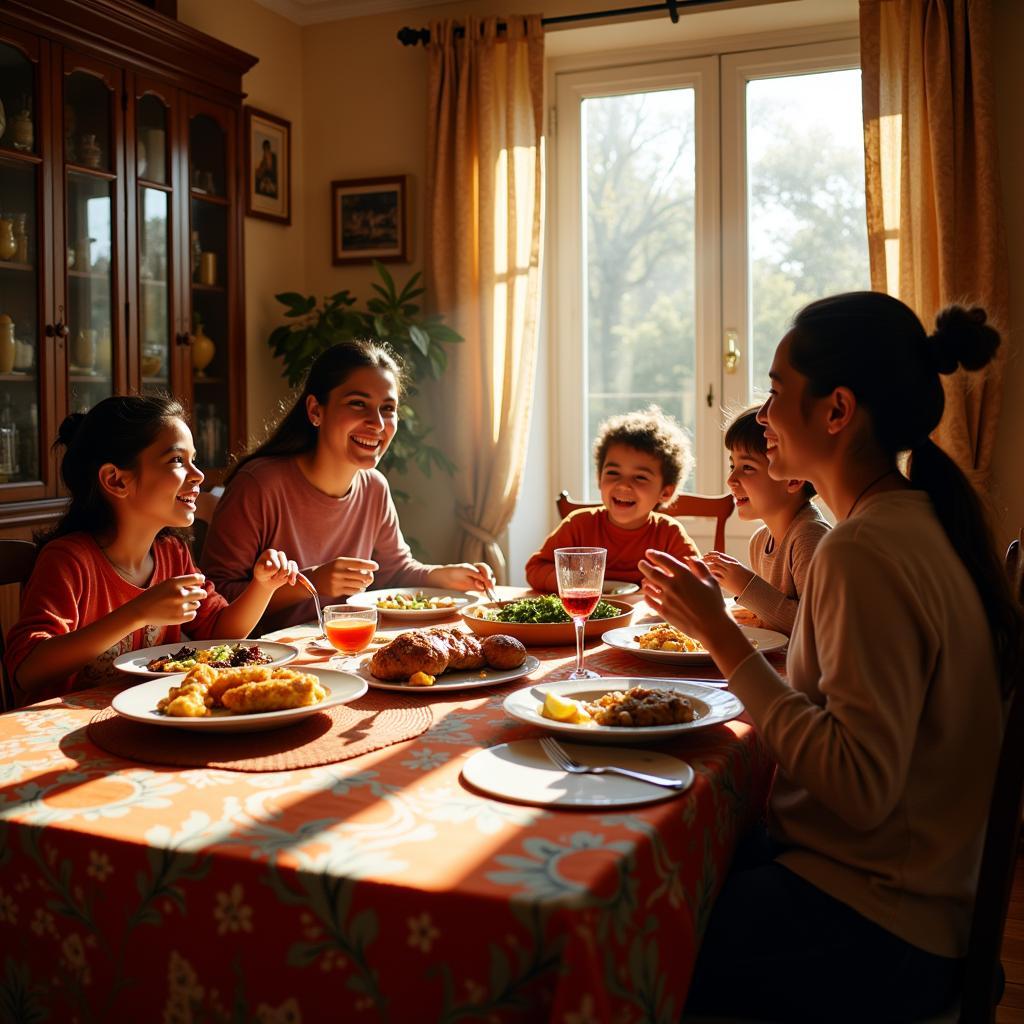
[396,0,741,46]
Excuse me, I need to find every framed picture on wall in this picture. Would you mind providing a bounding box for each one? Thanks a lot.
[245,107,291,225]
[331,175,409,264]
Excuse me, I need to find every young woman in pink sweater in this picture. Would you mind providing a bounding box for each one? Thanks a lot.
[202,341,495,633]
[640,293,1022,1021]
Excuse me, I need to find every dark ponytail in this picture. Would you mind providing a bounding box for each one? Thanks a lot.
[225,339,404,485]
[37,394,188,549]
[790,292,1021,691]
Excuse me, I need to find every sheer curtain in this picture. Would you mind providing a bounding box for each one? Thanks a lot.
[860,0,1008,488]
[424,16,545,582]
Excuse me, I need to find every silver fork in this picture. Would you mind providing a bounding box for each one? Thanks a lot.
[295,571,327,640]
[538,736,686,790]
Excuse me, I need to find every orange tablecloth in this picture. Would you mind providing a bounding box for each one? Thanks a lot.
[0,607,775,1023]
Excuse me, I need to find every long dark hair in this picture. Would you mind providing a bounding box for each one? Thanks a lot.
[226,339,404,485]
[37,394,188,549]
[789,291,1021,690]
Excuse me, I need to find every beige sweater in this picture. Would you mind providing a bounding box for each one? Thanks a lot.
[738,501,831,634]
[728,490,1002,958]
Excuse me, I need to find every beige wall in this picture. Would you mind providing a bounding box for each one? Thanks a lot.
[178,0,304,447]
[182,0,1024,565]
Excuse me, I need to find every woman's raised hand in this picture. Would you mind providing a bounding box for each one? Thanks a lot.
[253,548,299,590]
[428,562,496,593]
[133,573,209,626]
[309,557,378,598]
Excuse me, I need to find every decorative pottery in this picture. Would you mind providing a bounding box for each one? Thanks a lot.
[199,251,217,286]
[73,329,97,371]
[0,315,15,374]
[10,108,33,151]
[13,213,28,263]
[191,325,215,377]
[79,133,101,169]
[0,220,16,261]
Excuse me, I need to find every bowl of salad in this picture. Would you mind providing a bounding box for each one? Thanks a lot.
[461,594,633,646]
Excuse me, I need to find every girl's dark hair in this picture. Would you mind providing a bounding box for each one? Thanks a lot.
[37,394,188,549]
[226,339,403,484]
[789,291,1021,690]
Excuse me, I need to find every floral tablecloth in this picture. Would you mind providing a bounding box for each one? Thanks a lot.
[0,619,774,1024]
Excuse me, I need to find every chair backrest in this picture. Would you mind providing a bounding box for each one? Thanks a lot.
[556,490,735,552]
[190,486,223,565]
[0,539,38,712]
[958,668,1024,1023]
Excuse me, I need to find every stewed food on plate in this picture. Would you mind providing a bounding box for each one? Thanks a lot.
[146,642,273,673]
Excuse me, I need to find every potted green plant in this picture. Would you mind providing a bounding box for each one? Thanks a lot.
[267,261,462,500]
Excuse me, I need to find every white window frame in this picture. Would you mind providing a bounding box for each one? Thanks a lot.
[545,33,861,552]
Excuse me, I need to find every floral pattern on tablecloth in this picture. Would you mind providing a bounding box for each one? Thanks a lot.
[0,637,773,1023]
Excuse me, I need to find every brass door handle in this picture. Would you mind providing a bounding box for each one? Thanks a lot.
[724,330,741,373]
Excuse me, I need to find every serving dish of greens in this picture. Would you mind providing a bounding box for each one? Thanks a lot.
[461,595,633,646]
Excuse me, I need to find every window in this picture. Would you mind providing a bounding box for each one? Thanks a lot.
[553,39,868,502]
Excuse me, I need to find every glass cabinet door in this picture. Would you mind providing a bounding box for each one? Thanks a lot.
[63,56,120,414]
[135,87,173,395]
[0,35,45,492]
[188,104,233,472]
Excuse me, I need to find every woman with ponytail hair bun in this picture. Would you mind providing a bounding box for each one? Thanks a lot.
[639,291,1022,1021]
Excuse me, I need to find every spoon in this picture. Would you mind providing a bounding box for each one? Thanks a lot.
[295,571,327,640]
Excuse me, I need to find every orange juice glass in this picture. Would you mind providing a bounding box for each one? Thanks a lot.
[323,605,377,668]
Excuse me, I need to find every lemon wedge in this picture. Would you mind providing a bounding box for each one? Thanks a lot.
[541,691,590,723]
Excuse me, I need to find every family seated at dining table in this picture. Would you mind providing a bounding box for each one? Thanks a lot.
[4,291,1021,1021]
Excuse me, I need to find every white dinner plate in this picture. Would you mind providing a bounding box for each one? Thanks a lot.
[111,665,367,732]
[600,623,787,665]
[603,579,640,596]
[113,639,298,678]
[504,677,745,744]
[357,655,540,692]
[462,740,693,807]
[347,587,476,621]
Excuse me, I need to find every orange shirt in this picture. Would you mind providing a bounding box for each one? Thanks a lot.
[525,507,699,592]
[4,532,227,705]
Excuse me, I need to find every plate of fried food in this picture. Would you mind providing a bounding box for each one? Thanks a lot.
[504,677,745,744]
[347,587,476,622]
[111,663,368,732]
[113,639,298,678]
[462,594,633,645]
[360,626,540,691]
[601,623,787,665]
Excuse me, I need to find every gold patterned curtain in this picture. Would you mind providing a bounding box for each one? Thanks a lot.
[860,0,1008,488]
[424,16,545,582]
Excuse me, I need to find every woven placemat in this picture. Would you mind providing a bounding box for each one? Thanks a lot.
[87,692,432,772]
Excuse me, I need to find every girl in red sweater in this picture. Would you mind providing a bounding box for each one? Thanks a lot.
[5,396,298,706]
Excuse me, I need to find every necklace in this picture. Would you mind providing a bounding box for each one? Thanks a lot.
[846,468,899,519]
[99,545,151,586]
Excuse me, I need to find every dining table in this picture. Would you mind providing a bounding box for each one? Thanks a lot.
[0,589,776,1024]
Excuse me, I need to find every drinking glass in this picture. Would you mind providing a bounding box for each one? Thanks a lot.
[323,605,377,670]
[554,546,607,680]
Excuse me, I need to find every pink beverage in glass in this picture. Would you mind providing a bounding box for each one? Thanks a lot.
[554,546,607,681]
[560,589,600,619]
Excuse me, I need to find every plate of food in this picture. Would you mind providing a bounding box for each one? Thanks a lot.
[462,739,693,807]
[113,639,298,678]
[111,663,367,732]
[462,595,633,646]
[359,626,540,691]
[603,580,640,596]
[504,677,745,744]
[600,623,787,665]
[347,588,476,621]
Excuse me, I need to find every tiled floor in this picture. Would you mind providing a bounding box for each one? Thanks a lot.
[998,856,1024,1022]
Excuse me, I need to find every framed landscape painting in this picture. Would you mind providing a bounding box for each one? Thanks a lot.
[331,175,408,264]
[245,107,291,225]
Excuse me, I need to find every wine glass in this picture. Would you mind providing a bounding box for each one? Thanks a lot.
[323,605,377,671]
[554,546,607,680]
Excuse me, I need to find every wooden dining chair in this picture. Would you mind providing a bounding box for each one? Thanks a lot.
[0,539,37,712]
[556,490,735,552]
[190,485,223,564]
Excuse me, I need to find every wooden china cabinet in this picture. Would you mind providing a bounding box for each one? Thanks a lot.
[0,0,257,542]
